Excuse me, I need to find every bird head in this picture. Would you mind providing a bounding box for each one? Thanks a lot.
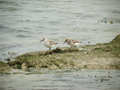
[64,38,70,44]
[40,37,46,42]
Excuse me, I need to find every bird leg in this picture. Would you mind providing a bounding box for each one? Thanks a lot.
[49,48,51,50]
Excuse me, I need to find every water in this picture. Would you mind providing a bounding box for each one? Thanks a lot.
[0,1,120,89]
[0,0,120,59]
[0,70,120,90]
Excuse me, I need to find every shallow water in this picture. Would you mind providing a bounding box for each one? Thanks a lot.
[0,0,120,60]
[0,70,120,90]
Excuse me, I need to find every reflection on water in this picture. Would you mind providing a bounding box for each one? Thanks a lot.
[0,0,120,60]
[0,70,120,90]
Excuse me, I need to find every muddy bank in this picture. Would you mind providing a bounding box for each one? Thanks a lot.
[1,34,120,73]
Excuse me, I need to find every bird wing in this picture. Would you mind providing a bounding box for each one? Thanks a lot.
[72,40,80,43]
[49,40,57,45]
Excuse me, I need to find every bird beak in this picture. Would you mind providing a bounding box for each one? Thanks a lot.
[40,40,43,43]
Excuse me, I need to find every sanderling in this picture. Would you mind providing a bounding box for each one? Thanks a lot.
[64,38,81,48]
[41,37,57,50]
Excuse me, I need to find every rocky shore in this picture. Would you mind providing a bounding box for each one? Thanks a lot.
[0,34,120,73]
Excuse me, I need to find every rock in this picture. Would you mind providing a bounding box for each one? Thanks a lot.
[49,65,58,70]
[21,63,28,71]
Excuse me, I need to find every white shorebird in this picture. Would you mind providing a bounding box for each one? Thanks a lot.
[64,38,81,48]
[40,37,57,50]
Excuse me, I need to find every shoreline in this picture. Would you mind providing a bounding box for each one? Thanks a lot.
[0,34,120,73]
